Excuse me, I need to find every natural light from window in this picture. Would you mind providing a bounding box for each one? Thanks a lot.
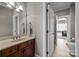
[57,17,67,31]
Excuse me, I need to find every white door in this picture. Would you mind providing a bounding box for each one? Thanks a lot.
[48,5,55,57]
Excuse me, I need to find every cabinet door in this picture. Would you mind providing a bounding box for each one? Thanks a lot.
[9,50,23,57]
[9,52,19,57]
[31,39,35,49]
[23,47,33,57]
[2,45,18,56]
[18,50,24,57]
[0,51,1,57]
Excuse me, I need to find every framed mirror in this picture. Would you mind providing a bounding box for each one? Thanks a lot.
[13,14,19,37]
[0,5,14,40]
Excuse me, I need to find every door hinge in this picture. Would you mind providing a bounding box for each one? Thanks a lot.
[46,51,48,54]
[46,9,48,12]
[46,30,48,33]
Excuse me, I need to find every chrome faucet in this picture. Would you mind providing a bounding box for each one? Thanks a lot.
[13,35,20,40]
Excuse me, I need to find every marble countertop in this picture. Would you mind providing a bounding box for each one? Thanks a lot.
[0,34,35,51]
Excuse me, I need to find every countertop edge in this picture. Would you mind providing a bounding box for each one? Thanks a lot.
[0,35,35,51]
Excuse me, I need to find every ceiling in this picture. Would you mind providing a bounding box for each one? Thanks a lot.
[58,20,67,24]
[50,2,73,12]
[57,17,68,24]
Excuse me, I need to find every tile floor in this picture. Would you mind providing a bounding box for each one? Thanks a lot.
[53,38,71,57]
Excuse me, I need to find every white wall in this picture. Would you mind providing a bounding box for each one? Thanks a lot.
[26,2,46,57]
[67,3,75,42]
[0,5,13,37]
[75,2,79,57]
[55,8,70,17]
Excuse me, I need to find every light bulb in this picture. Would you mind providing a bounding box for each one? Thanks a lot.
[8,2,14,6]
[16,8,20,12]
[19,5,23,10]
[7,4,12,8]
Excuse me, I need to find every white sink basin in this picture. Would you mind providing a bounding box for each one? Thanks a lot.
[11,38,25,42]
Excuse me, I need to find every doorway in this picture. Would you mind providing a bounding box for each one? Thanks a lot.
[53,16,70,57]
[46,2,75,57]
[46,3,56,57]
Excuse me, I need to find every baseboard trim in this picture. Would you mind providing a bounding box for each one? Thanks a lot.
[35,53,41,57]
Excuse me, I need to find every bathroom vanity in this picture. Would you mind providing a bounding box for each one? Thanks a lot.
[0,35,35,57]
[0,3,35,57]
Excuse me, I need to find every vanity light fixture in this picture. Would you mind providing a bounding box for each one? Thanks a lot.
[6,2,23,12]
[18,5,23,10]
[7,4,12,8]
[6,2,14,9]
[16,8,20,12]
[8,2,15,6]
[16,5,23,12]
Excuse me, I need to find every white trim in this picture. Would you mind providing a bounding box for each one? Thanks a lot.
[75,2,77,57]
[75,2,78,57]
[42,2,47,57]
[34,54,41,57]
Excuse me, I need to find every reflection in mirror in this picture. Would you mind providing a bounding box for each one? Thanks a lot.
[21,23,25,34]
[0,5,13,40]
[13,14,20,40]
[0,2,27,41]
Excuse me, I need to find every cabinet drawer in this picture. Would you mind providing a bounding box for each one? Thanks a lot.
[2,46,18,56]
[18,42,28,50]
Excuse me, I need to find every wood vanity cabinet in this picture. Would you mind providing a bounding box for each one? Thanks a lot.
[23,39,35,57]
[0,51,1,57]
[23,46,33,57]
[2,45,18,57]
[0,39,35,57]
[10,49,24,57]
